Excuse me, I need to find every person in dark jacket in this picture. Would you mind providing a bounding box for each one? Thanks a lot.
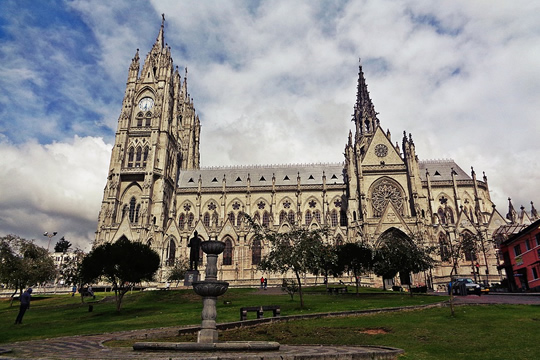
[15,288,32,324]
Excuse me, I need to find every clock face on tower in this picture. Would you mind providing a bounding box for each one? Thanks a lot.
[138,97,154,111]
[375,144,388,157]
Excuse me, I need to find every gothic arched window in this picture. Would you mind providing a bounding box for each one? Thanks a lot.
[142,147,149,167]
[128,197,137,223]
[262,211,270,227]
[135,204,141,223]
[340,210,347,226]
[439,233,450,262]
[178,214,185,229]
[136,112,144,127]
[167,239,176,266]
[279,211,287,224]
[127,147,134,168]
[223,239,233,265]
[228,212,235,225]
[288,211,295,224]
[203,212,210,227]
[187,213,194,228]
[253,212,260,223]
[252,238,261,265]
[237,212,243,227]
[212,212,219,227]
[135,147,142,167]
[305,210,312,226]
[438,208,447,225]
[330,209,338,227]
[145,111,152,126]
[313,210,321,224]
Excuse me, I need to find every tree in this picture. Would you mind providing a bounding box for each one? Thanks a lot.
[373,229,436,295]
[167,258,189,287]
[53,237,72,253]
[335,242,374,295]
[245,214,328,308]
[80,237,160,311]
[310,243,339,288]
[0,234,56,300]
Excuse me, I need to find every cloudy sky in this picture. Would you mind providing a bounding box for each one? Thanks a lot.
[1,0,539,251]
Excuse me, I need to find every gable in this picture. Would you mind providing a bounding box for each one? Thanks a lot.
[361,127,403,167]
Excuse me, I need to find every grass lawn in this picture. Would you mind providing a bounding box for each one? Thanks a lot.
[1,286,442,343]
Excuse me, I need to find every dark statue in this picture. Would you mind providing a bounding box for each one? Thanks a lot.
[188,231,201,270]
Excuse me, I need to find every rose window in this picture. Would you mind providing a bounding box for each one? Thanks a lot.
[183,203,191,212]
[208,202,217,211]
[232,202,241,210]
[257,201,266,210]
[372,180,403,214]
[309,200,317,208]
[334,199,342,208]
[283,200,291,209]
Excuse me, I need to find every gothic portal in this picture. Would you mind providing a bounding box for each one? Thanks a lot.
[95,19,508,288]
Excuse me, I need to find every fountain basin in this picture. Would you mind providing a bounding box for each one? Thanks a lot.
[201,240,225,254]
[192,281,229,297]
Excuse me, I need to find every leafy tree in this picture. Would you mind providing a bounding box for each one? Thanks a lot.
[167,258,189,287]
[0,234,56,301]
[310,244,338,288]
[80,237,160,311]
[245,214,328,308]
[335,242,374,295]
[373,229,436,295]
[53,237,72,253]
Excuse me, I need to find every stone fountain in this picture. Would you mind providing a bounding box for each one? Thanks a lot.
[191,240,229,343]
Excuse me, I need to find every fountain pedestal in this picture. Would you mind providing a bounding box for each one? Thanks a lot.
[192,241,229,343]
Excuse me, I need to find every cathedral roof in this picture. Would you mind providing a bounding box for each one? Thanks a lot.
[178,163,345,188]
[418,159,470,181]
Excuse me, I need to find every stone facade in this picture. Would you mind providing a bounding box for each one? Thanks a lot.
[95,20,510,289]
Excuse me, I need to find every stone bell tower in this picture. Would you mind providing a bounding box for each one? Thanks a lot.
[95,16,200,247]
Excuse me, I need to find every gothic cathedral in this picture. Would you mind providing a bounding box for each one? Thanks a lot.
[95,19,508,288]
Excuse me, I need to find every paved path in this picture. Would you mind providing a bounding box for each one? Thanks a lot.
[1,291,537,359]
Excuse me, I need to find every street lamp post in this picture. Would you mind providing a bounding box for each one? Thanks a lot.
[44,231,57,252]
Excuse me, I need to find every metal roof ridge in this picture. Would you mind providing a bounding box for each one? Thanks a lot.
[199,162,345,170]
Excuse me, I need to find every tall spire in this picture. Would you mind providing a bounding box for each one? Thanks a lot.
[156,13,165,51]
[506,197,517,224]
[353,59,379,139]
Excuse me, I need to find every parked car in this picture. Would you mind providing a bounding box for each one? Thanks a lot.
[452,278,488,296]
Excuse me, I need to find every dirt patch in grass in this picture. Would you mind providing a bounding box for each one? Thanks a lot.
[358,327,390,335]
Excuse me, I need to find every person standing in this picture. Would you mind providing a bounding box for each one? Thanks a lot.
[15,288,32,324]
[260,276,264,289]
[264,278,268,290]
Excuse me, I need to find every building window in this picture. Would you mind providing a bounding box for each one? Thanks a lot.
[127,147,134,167]
[166,239,176,266]
[526,239,531,251]
[335,235,343,246]
[262,211,270,227]
[142,147,149,167]
[223,239,233,265]
[145,111,152,126]
[135,147,142,167]
[136,112,144,127]
[535,233,540,246]
[253,212,260,223]
[288,211,295,224]
[252,239,261,265]
[237,212,243,227]
[228,212,235,225]
[279,211,287,224]
[330,210,338,227]
[532,267,539,280]
[340,210,347,226]
[305,210,312,225]
[187,213,194,228]
[313,210,321,224]
[178,214,185,229]
[439,233,450,262]
[128,197,137,223]
[203,212,210,227]
[212,212,219,227]
[514,244,522,257]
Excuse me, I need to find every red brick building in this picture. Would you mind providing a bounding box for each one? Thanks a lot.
[499,218,540,291]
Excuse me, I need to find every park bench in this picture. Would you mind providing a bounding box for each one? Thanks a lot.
[240,305,281,321]
[327,286,348,294]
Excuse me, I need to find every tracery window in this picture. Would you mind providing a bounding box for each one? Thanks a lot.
[187,213,194,228]
[136,112,144,127]
[228,212,235,225]
[203,212,210,227]
[145,111,152,126]
[371,179,404,217]
[237,212,243,227]
[212,212,219,227]
[135,147,142,167]
[223,239,233,265]
[252,238,261,265]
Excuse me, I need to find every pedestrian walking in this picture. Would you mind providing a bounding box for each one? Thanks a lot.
[260,276,264,289]
[15,288,32,324]
[264,277,268,290]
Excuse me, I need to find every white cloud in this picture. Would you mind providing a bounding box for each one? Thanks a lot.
[1,0,539,250]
